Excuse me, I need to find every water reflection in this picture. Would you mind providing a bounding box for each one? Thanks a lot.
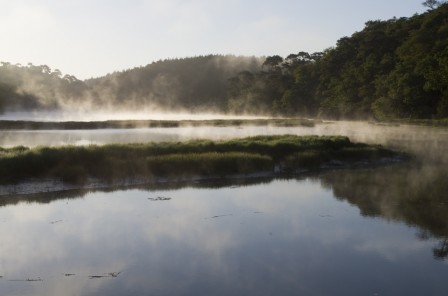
[1,121,448,149]
[0,126,308,147]
[320,163,448,260]
[1,122,448,295]
[0,176,447,295]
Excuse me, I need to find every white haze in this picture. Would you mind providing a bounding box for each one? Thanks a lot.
[1,121,448,161]
[0,111,269,122]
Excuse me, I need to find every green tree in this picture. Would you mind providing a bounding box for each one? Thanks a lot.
[422,0,445,9]
[262,55,284,72]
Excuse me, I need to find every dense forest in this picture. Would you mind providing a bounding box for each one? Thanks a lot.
[0,55,263,114]
[1,3,447,120]
[228,2,448,119]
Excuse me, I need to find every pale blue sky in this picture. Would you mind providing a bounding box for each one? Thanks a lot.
[0,0,427,79]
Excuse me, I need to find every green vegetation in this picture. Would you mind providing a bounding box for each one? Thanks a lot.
[0,135,399,184]
[321,161,448,259]
[0,118,316,130]
[228,3,448,120]
[0,55,263,114]
[1,4,448,120]
[146,152,272,177]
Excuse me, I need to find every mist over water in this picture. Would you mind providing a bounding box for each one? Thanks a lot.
[1,117,447,295]
[0,111,269,122]
[1,119,447,156]
[0,173,447,295]
[1,3,447,293]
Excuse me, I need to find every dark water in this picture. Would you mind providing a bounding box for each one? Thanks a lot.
[0,122,448,295]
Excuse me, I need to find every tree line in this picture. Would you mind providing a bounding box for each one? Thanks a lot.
[0,3,447,120]
[228,3,448,119]
[0,55,263,114]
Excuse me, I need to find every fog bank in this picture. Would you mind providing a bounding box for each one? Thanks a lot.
[0,111,269,122]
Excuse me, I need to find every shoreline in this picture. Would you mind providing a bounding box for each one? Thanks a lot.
[0,118,317,130]
[0,135,406,196]
[0,155,405,197]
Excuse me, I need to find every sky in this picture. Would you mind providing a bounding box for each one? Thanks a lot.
[0,0,428,80]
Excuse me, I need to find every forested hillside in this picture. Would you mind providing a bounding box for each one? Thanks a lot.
[228,3,448,119]
[86,55,262,112]
[0,63,88,113]
[0,55,263,114]
[1,3,447,120]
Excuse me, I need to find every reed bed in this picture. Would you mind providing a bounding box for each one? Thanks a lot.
[0,135,398,184]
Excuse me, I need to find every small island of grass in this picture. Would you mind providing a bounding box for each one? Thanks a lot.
[0,135,402,186]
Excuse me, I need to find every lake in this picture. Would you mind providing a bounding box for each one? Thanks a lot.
[0,121,447,295]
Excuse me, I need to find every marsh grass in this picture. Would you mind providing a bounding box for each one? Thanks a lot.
[284,145,396,170]
[147,152,273,177]
[0,135,398,184]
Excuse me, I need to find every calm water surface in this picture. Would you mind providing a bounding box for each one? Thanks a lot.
[0,122,448,295]
[0,126,311,147]
[1,177,447,296]
[0,121,447,149]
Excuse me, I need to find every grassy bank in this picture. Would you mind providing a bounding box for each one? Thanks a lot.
[0,135,399,184]
[0,118,317,130]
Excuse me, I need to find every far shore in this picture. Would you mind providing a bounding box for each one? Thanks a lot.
[0,118,318,130]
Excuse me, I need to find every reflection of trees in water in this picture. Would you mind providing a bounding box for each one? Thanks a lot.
[319,163,448,260]
[2,148,447,261]
[433,239,448,259]
[0,176,275,207]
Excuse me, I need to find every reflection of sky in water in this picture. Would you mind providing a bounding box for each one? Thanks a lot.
[0,111,270,122]
[0,126,306,147]
[1,122,448,155]
[0,179,445,296]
